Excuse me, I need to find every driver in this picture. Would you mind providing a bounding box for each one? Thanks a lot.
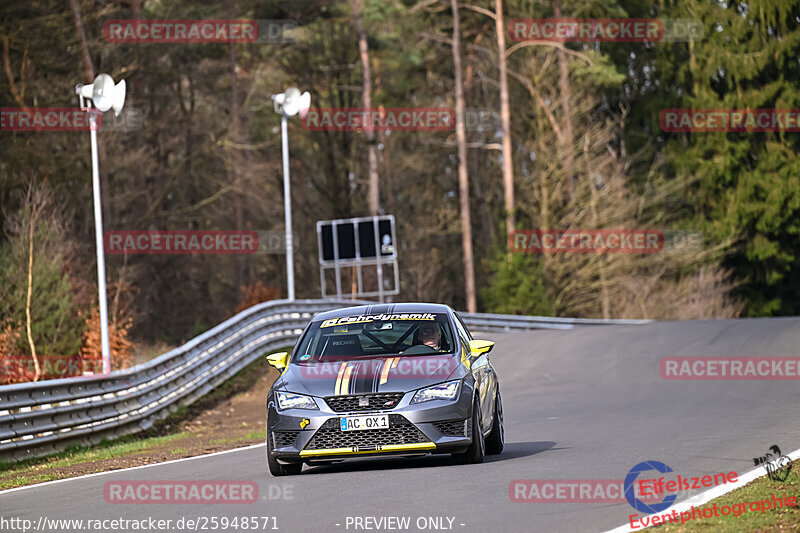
[417,323,442,350]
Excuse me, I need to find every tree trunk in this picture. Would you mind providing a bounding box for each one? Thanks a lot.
[228,0,246,299]
[466,27,495,249]
[25,208,40,381]
[585,134,609,318]
[129,0,143,97]
[452,0,477,312]
[379,121,393,214]
[68,0,94,83]
[552,0,575,203]
[495,0,515,245]
[353,0,380,215]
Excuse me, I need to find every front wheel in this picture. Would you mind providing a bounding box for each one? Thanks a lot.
[452,399,485,464]
[485,390,504,455]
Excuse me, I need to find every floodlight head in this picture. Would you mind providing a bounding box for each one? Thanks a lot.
[284,86,301,103]
[81,74,126,116]
[297,91,311,119]
[279,87,311,118]
[110,79,126,116]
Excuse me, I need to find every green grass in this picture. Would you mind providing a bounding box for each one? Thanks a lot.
[0,432,189,490]
[245,429,266,440]
[649,459,799,532]
[208,429,266,446]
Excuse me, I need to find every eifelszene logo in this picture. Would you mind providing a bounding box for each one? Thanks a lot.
[624,461,678,514]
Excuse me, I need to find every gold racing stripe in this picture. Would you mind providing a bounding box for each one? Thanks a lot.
[335,363,348,395]
[341,364,354,394]
[379,358,394,385]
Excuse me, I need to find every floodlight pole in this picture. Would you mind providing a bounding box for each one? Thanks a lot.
[76,74,125,375]
[280,114,295,301]
[88,111,112,374]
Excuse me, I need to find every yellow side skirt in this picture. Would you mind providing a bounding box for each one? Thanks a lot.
[299,442,436,457]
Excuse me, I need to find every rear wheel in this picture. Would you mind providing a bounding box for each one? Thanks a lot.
[485,390,504,455]
[452,399,485,464]
[267,430,303,476]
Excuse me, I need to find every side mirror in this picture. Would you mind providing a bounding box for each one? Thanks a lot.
[469,340,494,357]
[266,351,289,370]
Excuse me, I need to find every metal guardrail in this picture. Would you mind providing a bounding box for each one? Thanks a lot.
[0,299,364,462]
[461,312,651,331]
[0,300,649,461]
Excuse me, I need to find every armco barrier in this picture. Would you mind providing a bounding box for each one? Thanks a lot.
[0,300,649,461]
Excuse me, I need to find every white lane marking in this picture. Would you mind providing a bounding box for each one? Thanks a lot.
[0,442,266,496]
[605,447,800,532]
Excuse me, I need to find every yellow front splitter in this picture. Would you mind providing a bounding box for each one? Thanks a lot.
[299,442,436,458]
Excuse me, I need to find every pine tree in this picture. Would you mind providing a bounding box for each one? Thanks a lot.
[638,0,800,315]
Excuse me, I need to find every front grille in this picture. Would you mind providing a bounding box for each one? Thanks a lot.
[304,415,428,450]
[273,431,299,448]
[324,393,405,413]
[433,419,469,437]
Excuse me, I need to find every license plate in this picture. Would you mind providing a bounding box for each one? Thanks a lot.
[340,414,390,431]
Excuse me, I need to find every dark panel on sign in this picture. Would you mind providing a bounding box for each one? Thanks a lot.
[378,219,394,256]
[321,224,334,261]
[358,221,376,258]
[337,223,356,259]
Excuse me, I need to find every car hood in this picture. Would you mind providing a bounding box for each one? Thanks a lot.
[274,354,463,397]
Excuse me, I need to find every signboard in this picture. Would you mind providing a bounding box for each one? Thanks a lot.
[316,215,399,300]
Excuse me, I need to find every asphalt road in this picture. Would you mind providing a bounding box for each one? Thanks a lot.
[2,317,799,533]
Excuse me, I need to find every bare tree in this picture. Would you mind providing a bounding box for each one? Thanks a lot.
[353,0,380,215]
[552,0,575,203]
[460,1,516,246]
[494,0,515,243]
[451,0,477,312]
[23,186,44,381]
[68,0,94,82]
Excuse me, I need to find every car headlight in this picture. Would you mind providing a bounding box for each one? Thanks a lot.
[411,380,461,404]
[276,391,319,410]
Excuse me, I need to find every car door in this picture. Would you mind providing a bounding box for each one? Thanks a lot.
[453,312,494,433]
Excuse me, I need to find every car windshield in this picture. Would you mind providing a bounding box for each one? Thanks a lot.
[292,312,455,362]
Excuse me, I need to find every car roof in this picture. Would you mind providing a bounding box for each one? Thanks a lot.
[312,302,452,321]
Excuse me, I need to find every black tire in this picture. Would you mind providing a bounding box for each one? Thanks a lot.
[267,430,303,476]
[485,390,504,455]
[452,399,485,464]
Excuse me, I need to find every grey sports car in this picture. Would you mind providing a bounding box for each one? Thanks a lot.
[265,303,503,475]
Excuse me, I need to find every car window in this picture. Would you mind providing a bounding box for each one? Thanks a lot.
[292,312,455,362]
[453,312,473,341]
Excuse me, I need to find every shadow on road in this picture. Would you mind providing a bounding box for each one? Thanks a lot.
[301,441,557,475]
[485,441,558,462]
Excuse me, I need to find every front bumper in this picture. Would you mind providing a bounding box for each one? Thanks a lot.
[267,385,474,462]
